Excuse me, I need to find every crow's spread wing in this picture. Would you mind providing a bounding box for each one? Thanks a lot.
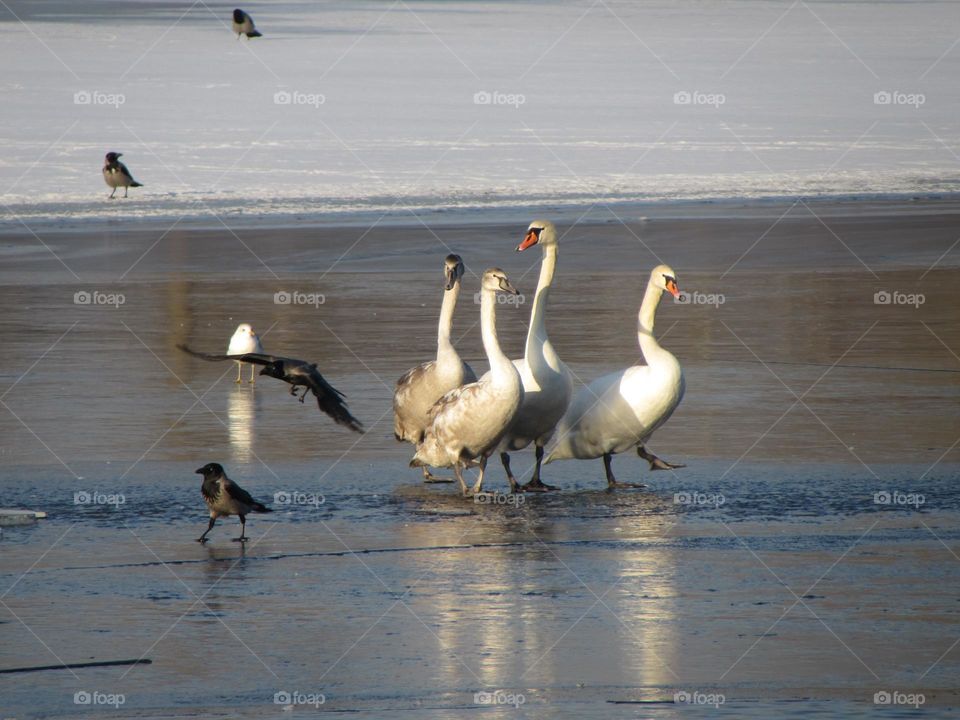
[177,344,288,366]
[306,367,363,433]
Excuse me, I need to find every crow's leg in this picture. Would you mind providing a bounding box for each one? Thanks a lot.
[197,516,216,543]
[232,515,248,542]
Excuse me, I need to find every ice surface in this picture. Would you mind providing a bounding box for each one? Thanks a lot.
[1,0,959,228]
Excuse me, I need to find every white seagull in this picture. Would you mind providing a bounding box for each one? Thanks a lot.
[227,323,264,383]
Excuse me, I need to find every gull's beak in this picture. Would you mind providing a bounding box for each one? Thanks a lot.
[665,278,680,298]
[516,228,540,252]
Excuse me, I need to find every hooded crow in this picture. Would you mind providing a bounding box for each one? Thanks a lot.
[195,462,271,543]
[232,8,262,39]
[102,152,143,199]
[177,344,364,433]
[227,323,265,384]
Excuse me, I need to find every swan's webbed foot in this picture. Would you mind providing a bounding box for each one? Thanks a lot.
[637,445,685,471]
[522,445,557,492]
[522,478,558,492]
[422,466,454,484]
[603,452,645,490]
[608,480,646,489]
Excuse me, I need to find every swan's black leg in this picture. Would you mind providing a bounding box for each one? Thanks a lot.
[523,445,557,492]
[501,452,521,493]
[637,445,685,471]
[605,452,644,489]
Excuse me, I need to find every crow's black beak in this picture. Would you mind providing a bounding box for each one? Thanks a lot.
[195,467,204,474]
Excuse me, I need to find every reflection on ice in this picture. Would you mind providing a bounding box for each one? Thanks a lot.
[228,386,260,463]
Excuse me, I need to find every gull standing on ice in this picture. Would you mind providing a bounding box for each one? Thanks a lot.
[195,462,272,543]
[102,152,143,199]
[228,323,264,383]
[232,9,262,38]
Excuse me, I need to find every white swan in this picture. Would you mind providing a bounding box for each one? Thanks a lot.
[227,323,264,383]
[394,254,477,482]
[412,268,523,496]
[546,264,685,488]
[494,220,573,492]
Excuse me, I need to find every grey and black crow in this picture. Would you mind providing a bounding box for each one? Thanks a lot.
[102,152,143,199]
[232,9,262,38]
[195,462,271,543]
[177,344,364,433]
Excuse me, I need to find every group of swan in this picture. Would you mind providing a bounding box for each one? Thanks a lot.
[394,220,685,496]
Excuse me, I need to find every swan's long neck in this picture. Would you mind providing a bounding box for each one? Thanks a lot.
[481,287,512,380]
[525,243,561,371]
[436,281,460,363]
[637,280,672,366]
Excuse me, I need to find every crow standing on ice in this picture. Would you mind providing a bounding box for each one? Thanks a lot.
[195,462,272,543]
[102,152,143,199]
[177,344,364,433]
[232,9,262,38]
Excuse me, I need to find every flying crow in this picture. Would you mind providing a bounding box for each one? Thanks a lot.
[177,344,364,433]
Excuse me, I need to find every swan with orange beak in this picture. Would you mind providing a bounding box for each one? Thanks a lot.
[487,219,573,492]
[546,264,685,488]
